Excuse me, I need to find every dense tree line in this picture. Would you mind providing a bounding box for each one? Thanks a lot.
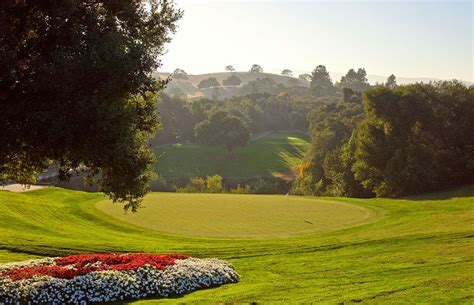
[294,81,474,197]
[152,91,327,148]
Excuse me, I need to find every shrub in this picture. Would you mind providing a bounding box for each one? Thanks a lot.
[176,176,206,193]
[206,175,223,193]
[149,175,176,192]
[229,184,252,194]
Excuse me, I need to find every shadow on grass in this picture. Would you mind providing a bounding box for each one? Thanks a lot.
[402,185,474,201]
[108,283,237,304]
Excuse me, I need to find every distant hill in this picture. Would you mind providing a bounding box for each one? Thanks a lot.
[153,71,309,99]
[154,131,309,180]
[327,72,474,87]
[154,71,472,100]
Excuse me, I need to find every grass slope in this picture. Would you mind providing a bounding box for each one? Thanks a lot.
[156,71,309,88]
[96,193,381,238]
[155,72,310,99]
[154,132,309,179]
[0,187,473,303]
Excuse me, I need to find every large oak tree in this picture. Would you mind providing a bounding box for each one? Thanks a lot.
[0,0,182,210]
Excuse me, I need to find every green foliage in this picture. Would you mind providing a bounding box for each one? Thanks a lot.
[149,174,176,192]
[281,69,293,77]
[175,175,222,193]
[229,184,252,194]
[176,176,206,193]
[322,133,372,197]
[154,132,309,179]
[295,98,366,196]
[385,74,397,88]
[301,81,473,198]
[173,68,188,80]
[206,175,223,193]
[194,111,250,156]
[298,74,312,82]
[353,81,474,197]
[225,65,235,72]
[223,75,242,86]
[239,78,286,95]
[343,88,363,103]
[0,0,182,211]
[246,178,286,194]
[152,94,205,145]
[338,68,371,92]
[197,77,220,89]
[250,64,263,73]
[154,81,321,145]
[310,65,336,96]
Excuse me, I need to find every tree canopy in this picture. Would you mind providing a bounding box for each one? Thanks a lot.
[281,69,293,77]
[353,81,474,196]
[338,68,370,92]
[294,80,474,197]
[299,74,312,82]
[194,111,250,157]
[0,0,183,211]
[310,65,335,96]
[385,74,397,88]
[250,64,263,73]
[225,65,235,72]
[223,75,242,86]
[173,68,188,80]
[197,77,220,89]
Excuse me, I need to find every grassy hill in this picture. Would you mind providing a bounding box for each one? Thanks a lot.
[0,186,473,303]
[155,71,309,99]
[154,131,310,179]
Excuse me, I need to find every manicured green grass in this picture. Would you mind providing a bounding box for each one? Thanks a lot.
[96,193,381,238]
[153,132,309,178]
[0,187,473,303]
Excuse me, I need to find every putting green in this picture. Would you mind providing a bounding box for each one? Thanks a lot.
[96,193,382,238]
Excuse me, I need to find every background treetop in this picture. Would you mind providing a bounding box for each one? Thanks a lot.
[250,64,263,73]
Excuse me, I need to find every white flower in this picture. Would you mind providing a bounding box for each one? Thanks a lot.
[0,257,239,304]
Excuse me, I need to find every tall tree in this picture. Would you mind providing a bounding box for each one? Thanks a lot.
[310,65,335,96]
[281,69,293,77]
[385,74,397,88]
[297,100,366,196]
[173,68,188,80]
[194,111,250,158]
[353,81,474,197]
[225,65,235,72]
[339,68,371,92]
[250,64,263,73]
[0,0,182,211]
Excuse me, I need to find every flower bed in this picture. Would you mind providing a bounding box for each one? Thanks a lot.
[0,253,239,304]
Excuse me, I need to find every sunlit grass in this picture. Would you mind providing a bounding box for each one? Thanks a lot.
[153,131,309,178]
[0,186,473,303]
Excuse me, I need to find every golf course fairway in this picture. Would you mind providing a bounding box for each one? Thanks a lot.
[0,187,473,303]
[96,193,382,238]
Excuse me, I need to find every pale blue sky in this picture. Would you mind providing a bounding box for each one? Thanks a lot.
[160,0,473,81]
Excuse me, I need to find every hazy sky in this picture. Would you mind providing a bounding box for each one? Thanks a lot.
[159,0,473,81]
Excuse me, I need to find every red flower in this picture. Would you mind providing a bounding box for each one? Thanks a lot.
[2,253,189,281]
